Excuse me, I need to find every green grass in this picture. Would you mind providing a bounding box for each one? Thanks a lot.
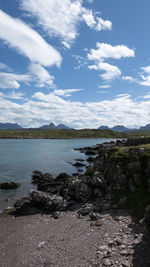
[0,129,150,139]
[0,129,127,139]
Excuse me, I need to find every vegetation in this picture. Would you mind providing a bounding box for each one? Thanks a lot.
[0,128,150,139]
[111,144,150,219]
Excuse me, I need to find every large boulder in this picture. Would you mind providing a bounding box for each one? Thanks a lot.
[14,197,39,216]
[38,172,70,195]
[0,182,21,189]
[30,190,67,212]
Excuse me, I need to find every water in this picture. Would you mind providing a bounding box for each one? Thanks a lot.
[0,138,114,209]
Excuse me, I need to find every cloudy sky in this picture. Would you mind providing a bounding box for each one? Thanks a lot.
[0,0,150,128]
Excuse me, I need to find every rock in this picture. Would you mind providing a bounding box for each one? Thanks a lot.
[103,258,112,266]
[85,150,97,156]
[30,190,67,212]
[37,172,70,195]
[99,245,109,251]
[52,211,61,219]
[91,219,104,227]
[87,157,95,163]
[14,197,40,215]
[89,212,101,221]
[32,170,43,184]
[120,250,129,256]
[0,182,21,189]
[73,162,86,167]
[75,159,85,162]
[122,261,131,267]
[75,182,92,202]
[78,207,92,216]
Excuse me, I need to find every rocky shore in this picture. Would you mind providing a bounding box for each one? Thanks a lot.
[1,137,150,266]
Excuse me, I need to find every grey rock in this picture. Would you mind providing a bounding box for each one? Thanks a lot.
[30,190,67,212]
[52,211,61,219]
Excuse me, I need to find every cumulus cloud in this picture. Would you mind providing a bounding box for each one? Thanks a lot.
[0,9,62,67]
[20,0,112,48]
[0,72,31,89]
[82,9,112,31]
[87,43,135,81]
[88,43,135,61]
[89,62,121,80]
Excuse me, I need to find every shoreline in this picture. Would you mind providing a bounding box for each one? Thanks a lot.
[1,138,150,266]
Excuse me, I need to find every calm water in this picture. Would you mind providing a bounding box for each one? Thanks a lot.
[0,138,114,209]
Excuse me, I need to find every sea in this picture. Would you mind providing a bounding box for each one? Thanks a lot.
[0,138,115,210]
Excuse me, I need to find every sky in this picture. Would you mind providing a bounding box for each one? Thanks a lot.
[0,0,150,129]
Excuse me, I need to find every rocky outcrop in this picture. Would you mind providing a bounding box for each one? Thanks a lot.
[0,182,21,189]
[11,138,150,224]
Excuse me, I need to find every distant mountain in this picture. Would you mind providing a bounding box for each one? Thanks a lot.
[139,124,150,131]
[98,125,137,132]
[39,123,57,130]
[0,123,22,130]
[98,125,111,130]
[57,124,70,130]
[38,122,71,130]
[112,125,132,132]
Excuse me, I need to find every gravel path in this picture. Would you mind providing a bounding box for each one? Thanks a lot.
[0,209,150,267]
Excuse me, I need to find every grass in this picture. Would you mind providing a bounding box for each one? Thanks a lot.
[0,129,127,139]
[0,129,150,139]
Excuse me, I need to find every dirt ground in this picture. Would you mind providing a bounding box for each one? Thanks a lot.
[0,210,150,267]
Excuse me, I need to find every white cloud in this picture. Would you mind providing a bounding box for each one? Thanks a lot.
[28,63,55,88]
[82,10,112,31]
[87,43,135,81]
[6,91,25,100]
[20,0,112,48]
[0,72,30,89]
[0,91,150,129]
[89,62,121,80]
[53,88,83,97]
[88,43,135,61]
[0,9,62,67]
[138,66,150,86]
[122,76,136,83]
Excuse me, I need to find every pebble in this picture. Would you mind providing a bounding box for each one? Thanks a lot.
[103,258,112,266]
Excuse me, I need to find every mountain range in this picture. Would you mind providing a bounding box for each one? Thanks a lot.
[98,124,150,132]
[1,122,150,132]
[38,123,71,130]
[0,122,71,130]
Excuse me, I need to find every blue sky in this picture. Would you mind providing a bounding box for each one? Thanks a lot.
[0,0,150,128]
